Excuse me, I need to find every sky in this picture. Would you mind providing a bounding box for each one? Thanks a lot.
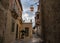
[21,0,39,27]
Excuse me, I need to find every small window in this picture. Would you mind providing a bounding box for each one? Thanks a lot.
[16,24,18,39]
[11,22,15,32]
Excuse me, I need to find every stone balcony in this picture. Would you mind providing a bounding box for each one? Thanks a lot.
[11,9,18,19]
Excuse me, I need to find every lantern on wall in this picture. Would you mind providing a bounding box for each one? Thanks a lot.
[30,5,34,12]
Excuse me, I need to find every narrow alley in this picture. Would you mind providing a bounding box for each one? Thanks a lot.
[14,33,42,43]
[0,0,60,43]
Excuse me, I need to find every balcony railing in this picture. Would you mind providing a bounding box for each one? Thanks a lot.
[11,9,18,19]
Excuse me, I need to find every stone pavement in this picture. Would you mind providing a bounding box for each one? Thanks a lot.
[14,34,43,43]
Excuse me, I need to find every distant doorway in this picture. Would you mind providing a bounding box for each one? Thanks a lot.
[25,27,29,37]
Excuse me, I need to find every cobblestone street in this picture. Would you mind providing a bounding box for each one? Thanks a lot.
[14,34,42,43]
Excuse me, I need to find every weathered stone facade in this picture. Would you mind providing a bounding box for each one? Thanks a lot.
[35,0,42,37]
[0,2,6,43]
[22,21,33,39]
[15,0,23,40]
[0,0,23,43]
[40,0,60,43]
[0,0,9,43]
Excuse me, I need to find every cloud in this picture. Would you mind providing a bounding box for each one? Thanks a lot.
[22,13,29,21]
[23,13,28,17]
[21,0,39,26]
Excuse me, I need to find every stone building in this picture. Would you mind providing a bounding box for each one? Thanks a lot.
[40,0,60,43]
[14,0,23,40]
[0,0,10,43]
[35,11,41,36]
[20,20,33,39]
[0,0,23,43]
[35,0,41,37]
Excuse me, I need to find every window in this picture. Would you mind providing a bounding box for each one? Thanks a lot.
[37,14,39,19]
[11,22,15,32]
[16,24,18,39]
